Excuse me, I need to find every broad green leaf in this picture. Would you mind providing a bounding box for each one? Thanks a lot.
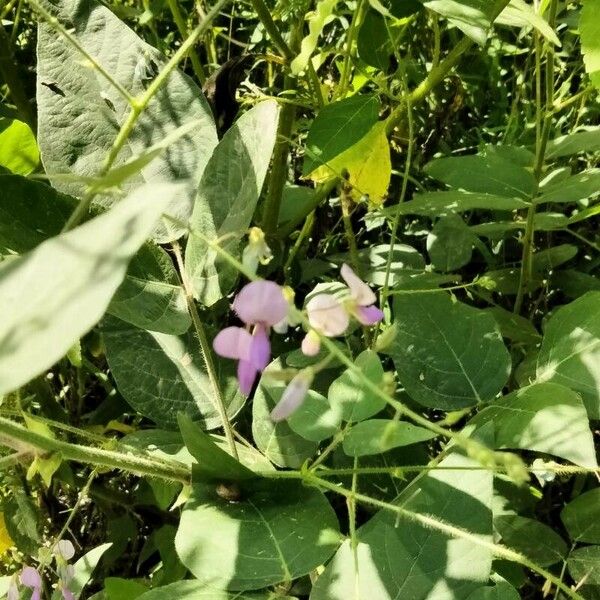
[470,212,567,236]
[494,515,567,567]
[546,128,600,158]
[177,414,256,482]
[303,95,379,175]
[309,121,391,206]
[468,383,597,468]
[342,419,436,456]
[385,191,530,216]
[0,174,74,254]
[425,154,536,198]
[137,581,271,600]
[252,367,319,467]
[3,486,40,554]
[561,488,600,543]
[567,546,600,599]
[37,0,217,242]
[287,388,342,442]
[104,578,147,600]
[311,452,494,600]
[102,317,244,430]
[552,270,600,299]
[0,117,39,174]
[485,306,541,346]
[175,479,340,590]
[536,169,600,204]
[357,10,397,70]
[466,582,520,600]
[0,174,190,334]
[427,213,474,271]
[496,0,560,46]
[387,293,511,410]
[0,183,174,396]
[580,0,600,89]
[536,292,600,418]
[291,0,339,74]
[108,244,190,335]
[70,543,113,599]
[328,350,387,421]
[185,100,279,305]
[423,0,506,44]
[533,243,577,271]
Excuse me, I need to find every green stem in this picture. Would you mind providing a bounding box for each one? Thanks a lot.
[250,0,293,61]
[514,0,558,314]
[166,0,207,84]
[172,243,239,460]
[0,22,36,128]
[305,472,584,600]
[0,417,191,483]
[340,183,361,275]
[336,0,368,99]
[284,210,315,275]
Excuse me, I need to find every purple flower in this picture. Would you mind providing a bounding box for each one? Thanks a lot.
[213,280,288,394]
[21,566,42,600]
[270,369,314,422]
[340,264,384,325]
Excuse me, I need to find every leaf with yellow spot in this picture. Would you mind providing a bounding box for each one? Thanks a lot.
[0,512,14,555]
[307,121,391,207]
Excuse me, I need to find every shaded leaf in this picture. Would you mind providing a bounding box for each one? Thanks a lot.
[536,169,600,204]
[427,213,475,272]
[546,128,600,158]
[137,581,271,599]
[567,546,600,599]
[561,488,600,543]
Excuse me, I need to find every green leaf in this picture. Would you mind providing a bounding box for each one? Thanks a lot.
[561,488,600,543]
[0,182,175,396]
[311,452,494,599]
[485,306,541,346]
[552,270,600,299]
[423,0,505,44]
[178,413,255,482]
[303,95,380,175]
[185,100,279,305]
[427,213,475,272]
[387,293,511,410]
[425,154,536,198]
[0,117,39,174]
[137,581,272,599]
[104,578,147,600]
[291,0,339,74]
[342,419,436,456]
[536,292,600,418]
[328,350,387,421]
[496,0,560,46]
[466,581,520,600]
[357,10,397,70]
[175,479,340,590]
[70,543,113,599]
[386,191,530,216]
[494,515,567,567]
[546,127,600,158]
[470,212,567,237]
[580,0,600,90]
[3,487,40,554]
[108,244,190,335]
[567,546,600,599]
[37,0,217,242]
[252,368,319,467]
[0,174,74,254]
[287,389,342,442]
[102,317,244,430]
[536,169,600,204]
[468,383,597,468]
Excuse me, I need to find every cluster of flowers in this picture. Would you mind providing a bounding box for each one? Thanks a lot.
[8,540,75,600]
[213,263,383,421]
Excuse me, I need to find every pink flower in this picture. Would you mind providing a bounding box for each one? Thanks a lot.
[21,566,42,600]
[54,540,75,561]
[270,369,314,422]
[213,280,288,395]
[301,264,383,355]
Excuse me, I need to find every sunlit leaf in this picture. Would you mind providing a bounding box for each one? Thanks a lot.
[580,0,600,89]
[0,117,39,175]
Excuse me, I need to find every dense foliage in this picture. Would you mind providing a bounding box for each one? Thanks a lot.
[0,0,599,598]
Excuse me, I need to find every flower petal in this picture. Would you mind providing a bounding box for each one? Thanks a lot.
[270,371,313,422]
[62,588,76,600]
[237,360,258,395]
[233,280,288,326]
[7,581,19,600]
[306,294,349,337]
[301,330,321,356]
[54,540,75,561]
[341,263,376,306]
[355,304,384,326]
[21,567,41,589]
[249,324,271,371]
[213,327,253,361]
